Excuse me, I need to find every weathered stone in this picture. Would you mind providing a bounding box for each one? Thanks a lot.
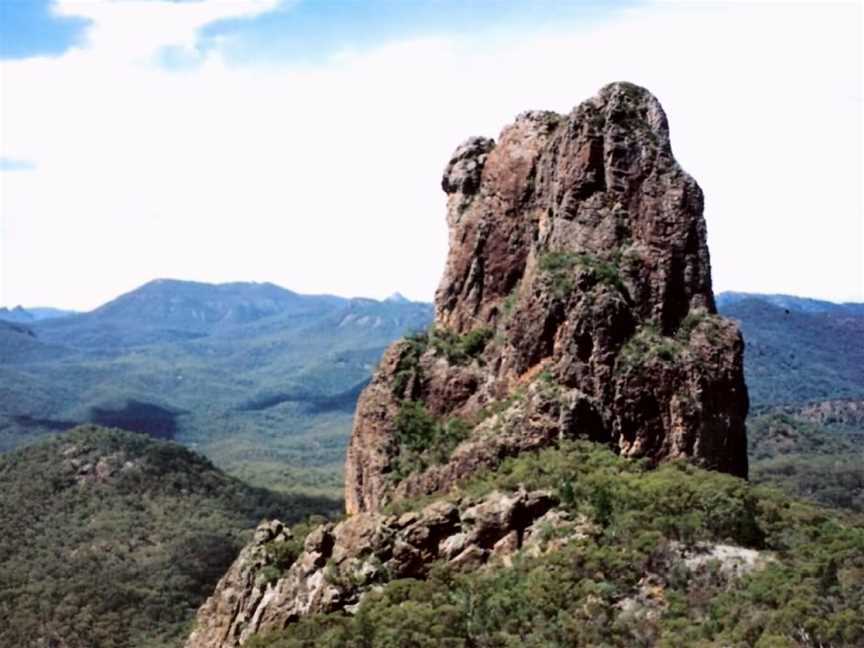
[449,545,489,571]
[345,81,748,515]
[185,489,567,648]
[186,83,752,648]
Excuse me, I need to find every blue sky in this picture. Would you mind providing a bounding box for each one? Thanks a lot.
[0,0,90,58]
[1,0,639,63]
[0,1,861,309]
[196,1,638,65]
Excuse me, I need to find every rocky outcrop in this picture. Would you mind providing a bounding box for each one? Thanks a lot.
[185,82,752,648]
[185,521,295,648]
[185,488,591,648]
[346,81,748,515]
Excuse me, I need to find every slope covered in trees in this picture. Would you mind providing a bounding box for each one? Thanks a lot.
[0,425,339,648]
[251,443,864,647]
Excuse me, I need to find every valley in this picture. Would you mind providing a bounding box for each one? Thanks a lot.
[0,280,432,497]
[0,82,861,648]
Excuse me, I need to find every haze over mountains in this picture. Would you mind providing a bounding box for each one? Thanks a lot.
[0,279,432,494]
[1,81,862,648]
[0,305,76,323]
[1,279,862,504]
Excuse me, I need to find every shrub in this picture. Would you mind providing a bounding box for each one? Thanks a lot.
[616,323,684,371]
[389,402,472,481]
[428,326,493,365]
[392,332,429,397]
[539,251,625,298]
[251,441,864,648]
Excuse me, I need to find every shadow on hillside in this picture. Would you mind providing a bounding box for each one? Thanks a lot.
[89,400,182,441]
[236,379,370,415]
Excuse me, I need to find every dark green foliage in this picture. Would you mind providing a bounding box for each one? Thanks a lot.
[717,297,864,406]
[429,326,494,365]
[459,327,495,359]
[392,331,430,398]
[539,251,578,297]
[749,409,864,513]
[389,402,471,481]
[249,442,864,648]
[539,251,624,298]
[0,425,340,648]
[675,308,711,342]
[391,325,492,398]
[616,323,683,370]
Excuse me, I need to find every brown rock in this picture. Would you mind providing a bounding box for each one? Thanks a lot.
[185,489,565,648]
[185,82,752,648]
[345,81,748,514]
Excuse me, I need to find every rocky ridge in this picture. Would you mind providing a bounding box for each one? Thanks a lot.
[185,488,591,647]
[346,81,748,515]
[185,82,750,647]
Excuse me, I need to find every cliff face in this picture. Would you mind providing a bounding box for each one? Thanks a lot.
[346,81,748,515]
[185,82,750,648]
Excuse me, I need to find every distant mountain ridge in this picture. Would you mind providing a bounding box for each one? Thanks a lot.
[4,283,862,500]
[717,291,864,315]
[29,280,429,353]
[716,292,864,406]
[0,305,76,323]
[0,279,434,494]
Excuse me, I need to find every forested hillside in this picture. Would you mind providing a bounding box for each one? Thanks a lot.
[715,293,864,515]
[250,443,864,648]
[717,295,864,406]
[0,425,340,648]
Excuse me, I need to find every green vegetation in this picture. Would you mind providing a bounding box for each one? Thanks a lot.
[260,516,329,586]
[501,289,518,318]
[249,441,864,648]
[392,326,493,398]
[717,297,864,406]
[676,308,709,341]
[539,250,580,297]
[392,330,430,398]
[0,425,340,648]
[429,326,494,365]
[616,323,683,370]
[749,409,864,513]
[539,251,624,298]
[389,401,471,481]
[0,280,434,498]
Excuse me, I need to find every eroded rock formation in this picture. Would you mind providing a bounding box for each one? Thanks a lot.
[185,82,750,648]
[186,488,591,647]
[346,81,748,515]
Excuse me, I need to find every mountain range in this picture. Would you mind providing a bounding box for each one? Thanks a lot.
[1,82,862,648]
[2,278,863,503]
[0,305,76,323]
[0,279,432,495]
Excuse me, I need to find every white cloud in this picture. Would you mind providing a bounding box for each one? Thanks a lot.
[53,0,281,61]
[0,1,860,309]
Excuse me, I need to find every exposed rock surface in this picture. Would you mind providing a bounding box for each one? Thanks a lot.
[346,81,748,515]
[185,488,588,648]
[185,82,751,648]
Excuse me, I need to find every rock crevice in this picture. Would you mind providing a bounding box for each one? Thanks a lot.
[347,81,748,516]
[185,82,750,648]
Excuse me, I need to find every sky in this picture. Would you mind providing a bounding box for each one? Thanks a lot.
[0,0,861,311]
